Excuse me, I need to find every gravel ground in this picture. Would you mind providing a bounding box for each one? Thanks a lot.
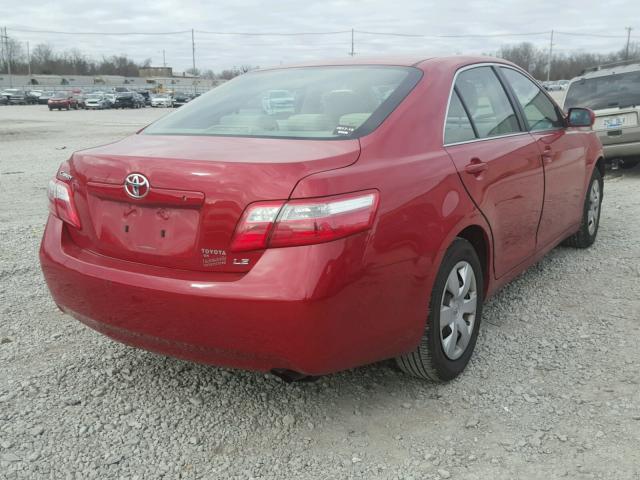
[1,105,639,480]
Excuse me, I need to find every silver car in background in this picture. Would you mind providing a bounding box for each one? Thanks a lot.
[564,61,640,169]
[84,93,110,110]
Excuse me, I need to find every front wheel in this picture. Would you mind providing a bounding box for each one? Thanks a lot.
[396,238,483,382]
[563,168,603,248]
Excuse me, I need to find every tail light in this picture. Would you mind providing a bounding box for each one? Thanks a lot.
[47,179,81,229]
[230,191,378,252]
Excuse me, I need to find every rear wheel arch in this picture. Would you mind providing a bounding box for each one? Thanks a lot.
[455,225,490,298]
[595,156,605,179]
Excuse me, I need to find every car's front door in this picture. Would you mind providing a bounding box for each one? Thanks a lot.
[498,67,587,249]
[444,66,545,279]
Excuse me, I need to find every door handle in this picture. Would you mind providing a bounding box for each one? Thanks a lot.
[542,145,553,163]
[464,158,488,175]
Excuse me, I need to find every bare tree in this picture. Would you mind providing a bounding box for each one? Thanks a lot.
[496,41,640,80]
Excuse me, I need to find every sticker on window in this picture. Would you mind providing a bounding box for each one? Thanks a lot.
[333,125,356,136]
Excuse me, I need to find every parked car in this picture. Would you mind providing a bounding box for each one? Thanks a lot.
[40,57,604,382]
[151,94,173,107]
[74,93,87,110]
[113,92,135,109]
[84,93,110,110]
[133,92,146,108]
[37,91,55,105]
[545,83,564,91]
[172,92,191,107]
[1,89,27,105]
[25,90,42,104]
[564,61,640,169]
[137,90,151,106]
[104,93,117,108]
[48,91,78,110]
[262,89,295,114]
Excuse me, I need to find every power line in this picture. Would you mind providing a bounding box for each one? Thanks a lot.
[354,30,551,38]
[555,31,630,38]
[195,29,351,36]
[6,26,638,40]
[6,27,192,36]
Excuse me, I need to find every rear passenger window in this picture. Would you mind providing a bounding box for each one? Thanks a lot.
[455,67,521,138]
[500,67,564,131]
[444,91,476,144]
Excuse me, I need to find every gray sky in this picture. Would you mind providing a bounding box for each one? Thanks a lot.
[4,0,639,71]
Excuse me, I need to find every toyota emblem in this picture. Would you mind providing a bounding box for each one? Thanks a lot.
[124,173,150,199]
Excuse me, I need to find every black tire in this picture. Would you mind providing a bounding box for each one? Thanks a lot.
[563,168,603,248]
[396,238,484,382]
[621,159,639,170]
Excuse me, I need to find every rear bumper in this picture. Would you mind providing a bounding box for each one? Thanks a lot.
[40,216,423,375]
[597,132,640,159]
[601,141,640,159]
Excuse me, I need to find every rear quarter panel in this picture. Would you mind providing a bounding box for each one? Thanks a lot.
[290,63,492,357]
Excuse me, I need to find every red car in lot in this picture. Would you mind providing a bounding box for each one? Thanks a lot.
[48,91,79,110]
[40,56,603,381]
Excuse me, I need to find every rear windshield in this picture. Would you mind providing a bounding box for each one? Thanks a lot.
[565,70,640,110]
[143,66,422,139]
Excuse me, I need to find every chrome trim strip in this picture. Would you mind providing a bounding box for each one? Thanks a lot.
[442,62,566,147]
[444,131,530,147]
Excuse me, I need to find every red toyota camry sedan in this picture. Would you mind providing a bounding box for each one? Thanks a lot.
[40,56,603,382]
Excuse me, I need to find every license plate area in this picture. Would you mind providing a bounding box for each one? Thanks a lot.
[597,112,638,130]
[91,199,200,256]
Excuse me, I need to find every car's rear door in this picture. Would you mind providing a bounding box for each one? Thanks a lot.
[498,66,587,249]
[444,65,545,279]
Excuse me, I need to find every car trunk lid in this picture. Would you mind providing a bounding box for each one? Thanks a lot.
[64,134,360,272]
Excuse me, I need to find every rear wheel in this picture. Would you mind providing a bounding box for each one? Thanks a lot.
[563,168,603,248]
[396,238,483,382]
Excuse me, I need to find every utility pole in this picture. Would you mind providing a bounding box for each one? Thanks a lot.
[349,28,355,56]
[0,27,5,76]
[162,49,166,68]
[191,29,196,73]
[624,27,633,61]
[1,27,12,87]
[26,41,31,77]
[546,29,554,82]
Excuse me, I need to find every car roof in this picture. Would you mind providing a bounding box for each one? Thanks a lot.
[572,62,640,81]
[256,55,518,72]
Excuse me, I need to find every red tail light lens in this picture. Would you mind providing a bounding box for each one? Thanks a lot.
[229,201,284,252]
[230,191,378,252]
[47,179,81,229]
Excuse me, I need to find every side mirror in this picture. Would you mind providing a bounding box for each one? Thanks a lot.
[567,108,595,127]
